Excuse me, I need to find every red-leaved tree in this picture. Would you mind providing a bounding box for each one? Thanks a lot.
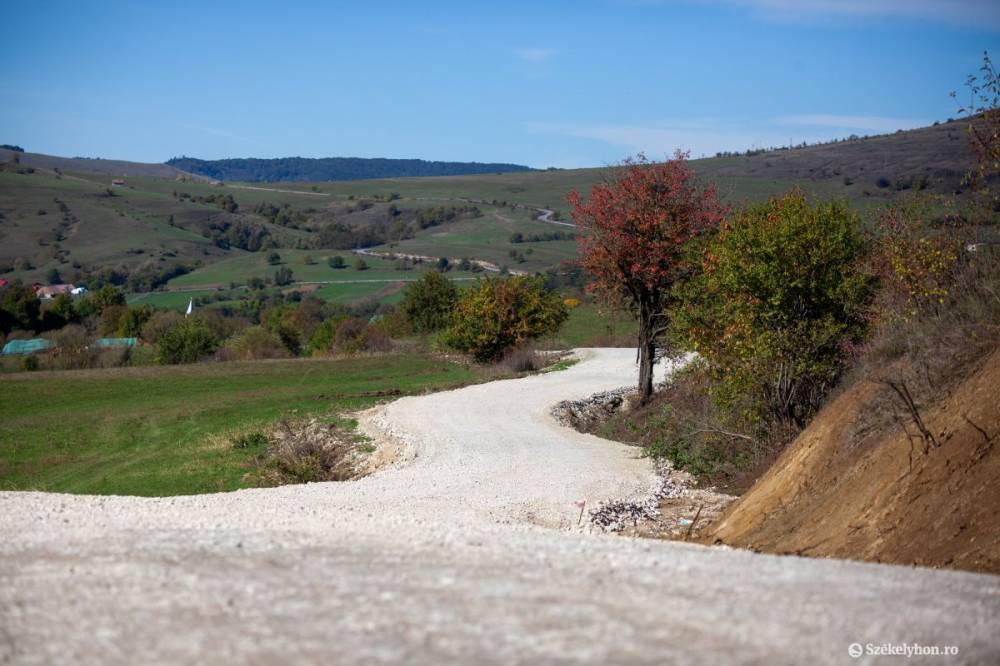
[568,153,725,402]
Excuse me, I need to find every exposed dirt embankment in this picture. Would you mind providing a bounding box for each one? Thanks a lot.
[704,349,1000,574]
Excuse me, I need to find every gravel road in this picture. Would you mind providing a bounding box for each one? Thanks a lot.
[1,348,998,665]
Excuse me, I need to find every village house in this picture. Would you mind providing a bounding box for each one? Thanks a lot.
[35,284,75,300]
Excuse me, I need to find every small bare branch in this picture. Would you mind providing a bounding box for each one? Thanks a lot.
[962,414,994,444]
[684,505,704,541]
[884,380,939,451]
[688,427,754,442]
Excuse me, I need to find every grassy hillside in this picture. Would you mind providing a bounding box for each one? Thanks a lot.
[255,119,976,215]
[0,148,196,179]
[0,166,579,306]
[0,169,230,283]
[1,120,976,310]
[0,354,474,495]
[134,251,483,310]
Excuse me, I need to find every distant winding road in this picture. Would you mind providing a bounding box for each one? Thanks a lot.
[1,348,997,664]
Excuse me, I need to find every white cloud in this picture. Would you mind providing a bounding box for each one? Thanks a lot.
[528,120,810,158]
[527,114,930,161]
[776,114,927,132]
[670,0,1000,28]
[513,47,557,62]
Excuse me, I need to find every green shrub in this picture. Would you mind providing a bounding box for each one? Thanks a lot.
[98,305,127,336]
[443,276,568,362]
[231,428,270,449]
[49,324,96,370]
[226,325,290,360]
[274,266,294,286]
[674,190,872,427]
[333,318,391,354]
[117,305,153,337]
[260,305,303,355]
[307,316,345,355]
[89,285,125,311]
[140,311,184,343]
[156,317,219,364]
[0,280,41,334]
[874,203,960,318]
[400,271,458,334]
[641,404,747,479]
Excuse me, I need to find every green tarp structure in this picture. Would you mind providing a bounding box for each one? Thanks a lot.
[1,338,53,355]
[93,337,138,348]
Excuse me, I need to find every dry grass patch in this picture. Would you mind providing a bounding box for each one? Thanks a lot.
[235,417,373,486]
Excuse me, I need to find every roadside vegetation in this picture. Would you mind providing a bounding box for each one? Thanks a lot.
[572,55,1000,496]
[1,257,576,495]
[2,58,995,514]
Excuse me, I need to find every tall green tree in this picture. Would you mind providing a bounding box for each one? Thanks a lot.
[674,190,872,427]
[0,281,41,334]
[400,271,458,334]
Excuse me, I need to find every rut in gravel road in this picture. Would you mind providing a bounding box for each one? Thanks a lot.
[1,348,998,665]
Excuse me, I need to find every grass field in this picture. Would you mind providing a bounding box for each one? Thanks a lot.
[0,355,475,496]
[547,303,638,347]
[373,206,578,273]
[127,288,233,310]
[168,249,478,289]
[130,251,484,310]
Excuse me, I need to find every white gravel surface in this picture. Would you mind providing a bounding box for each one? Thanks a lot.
[1,348,998,665]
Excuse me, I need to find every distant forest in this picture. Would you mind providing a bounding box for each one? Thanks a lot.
[166,156,533,182]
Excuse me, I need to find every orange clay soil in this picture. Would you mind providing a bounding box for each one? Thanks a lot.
[702,349,1000,574]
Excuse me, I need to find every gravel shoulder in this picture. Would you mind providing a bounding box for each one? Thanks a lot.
[1,348,998,664]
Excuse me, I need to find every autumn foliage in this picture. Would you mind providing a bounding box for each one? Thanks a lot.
[568,153,725,400]
[443,275,567,363]
[673,190,872,427]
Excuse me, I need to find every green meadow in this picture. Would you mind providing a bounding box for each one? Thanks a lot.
[0,355,475,496]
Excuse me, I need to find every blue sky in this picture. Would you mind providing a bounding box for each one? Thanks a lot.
[3,1,999,168]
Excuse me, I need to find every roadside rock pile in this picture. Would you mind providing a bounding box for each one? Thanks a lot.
[551,386,636,432]
[589,461,688,532]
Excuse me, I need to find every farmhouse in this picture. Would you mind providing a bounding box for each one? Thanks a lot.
[111,178,126,187]
[35,284,75,300]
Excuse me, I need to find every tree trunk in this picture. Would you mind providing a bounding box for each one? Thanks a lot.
[637,303,656,404]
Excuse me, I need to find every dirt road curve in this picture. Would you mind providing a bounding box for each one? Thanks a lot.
[1,349,998,664]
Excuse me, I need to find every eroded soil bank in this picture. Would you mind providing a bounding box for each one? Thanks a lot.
[564,351,999,575]
[703,349,1000,574]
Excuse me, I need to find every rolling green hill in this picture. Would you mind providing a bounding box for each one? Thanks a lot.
[0,119,977,310]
